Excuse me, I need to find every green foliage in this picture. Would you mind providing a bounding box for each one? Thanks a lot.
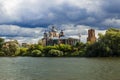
[71,50,85,57]
[75,42,86,48]
[31,50,42,57]
[86,42,111,57]
[43,46,56,56]
[86,28,120,57]
[55,44,72,52]
[2,41,20,56]
[19,47,28,56]
[48,49,63,57]
[0,38,5,50]
[0,51,5,56]
[0,28,119,57]
[27,44,44,55]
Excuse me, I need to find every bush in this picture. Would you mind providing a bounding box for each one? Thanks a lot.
[0,51,5,56]
[19,47,28,56]
[31,50,42,57]
[71,50,85,57]
[48,49,63,57]
[55,44,72,53]
[2,42,20,56]
[43,46,56,56]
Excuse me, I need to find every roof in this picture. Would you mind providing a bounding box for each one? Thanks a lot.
[51,36,79,40]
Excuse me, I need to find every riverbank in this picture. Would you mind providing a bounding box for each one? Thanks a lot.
[0,28,120,57]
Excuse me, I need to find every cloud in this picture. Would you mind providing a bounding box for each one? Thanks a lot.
[0,25,45,37]
[60,24,106,42]
[102,18,120,28]
[0,25,45,43]
[0,24,106,43]
[0,0,119,28]
[0,0,119,43]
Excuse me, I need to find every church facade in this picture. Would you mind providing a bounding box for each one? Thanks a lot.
[42,26,79,46]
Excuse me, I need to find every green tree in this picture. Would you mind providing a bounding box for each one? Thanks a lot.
[55,44,73,56]
[19,47,28,56]
[0,51,5,56]
[0,38,5,50]
[86,28,120,57]
[48,49,63,57]
[43,46,56,56]
[2,41,20,56]
[31,50,42,57]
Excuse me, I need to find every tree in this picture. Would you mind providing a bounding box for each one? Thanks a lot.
[31,50,42,57]
[86,28,120,57]
[86,42,111,57]
[2,41,20,56]
[43,46,56,56]
[19,47,28,56]
[48,49,63,57]
[0,38,5,50]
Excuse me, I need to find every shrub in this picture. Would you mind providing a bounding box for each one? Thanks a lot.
[31,50,42,57]
[19,47,28,56]
[48,49,63,57]
[0,51,5,56]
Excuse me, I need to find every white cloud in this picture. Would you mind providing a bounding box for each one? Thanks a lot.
[0,25,44,37]
[0,0,104,23]
[102,18,120,27]
[59,24,106,42]
[0,25,45,43]
[4,37,40,44]
[0,24,106,43]
[0,0,120,29]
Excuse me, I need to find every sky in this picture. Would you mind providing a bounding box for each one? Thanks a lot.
[0,0,120,43]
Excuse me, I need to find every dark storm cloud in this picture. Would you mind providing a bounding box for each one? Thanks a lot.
[0,0,120,43]
[103,0,120,14]
[0,0,120,29]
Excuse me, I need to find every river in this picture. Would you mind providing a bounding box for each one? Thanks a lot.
[0,57,120,80]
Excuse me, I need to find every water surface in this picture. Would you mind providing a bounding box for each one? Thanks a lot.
[0,57,120,80]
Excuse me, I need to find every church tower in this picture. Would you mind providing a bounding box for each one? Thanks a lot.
[59,30,64,37]
[50,26,59,38]
[87,29,96,43]
[43,31,48,39]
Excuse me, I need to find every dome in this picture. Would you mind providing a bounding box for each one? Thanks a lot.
[51,26,57,32]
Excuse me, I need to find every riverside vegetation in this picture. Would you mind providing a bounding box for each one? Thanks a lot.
[0,28,120,57]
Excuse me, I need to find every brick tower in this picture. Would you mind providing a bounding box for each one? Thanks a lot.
[87,29,96,43]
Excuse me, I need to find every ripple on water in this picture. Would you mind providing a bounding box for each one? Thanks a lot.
[0,57,120,80]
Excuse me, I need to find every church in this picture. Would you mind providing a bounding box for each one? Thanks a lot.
[42,26,80,46]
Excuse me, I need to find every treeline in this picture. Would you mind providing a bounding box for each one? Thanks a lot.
[0,28,120,57]
[86,28,120,57]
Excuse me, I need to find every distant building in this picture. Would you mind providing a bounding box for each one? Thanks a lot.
[42,26,79,46]
[87,29,96,43]
[22,43,29,47]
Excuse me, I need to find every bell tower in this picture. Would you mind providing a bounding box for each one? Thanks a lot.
[59,30,64,37]
[44,31,48,39]
[87,29,96,43]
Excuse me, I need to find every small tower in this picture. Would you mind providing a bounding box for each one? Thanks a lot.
[43,31,48,46]
[50,26,59,37]
[59,30,64,37]
[51,26,57,32]
[87,29,96,43]
[78,33,81,42]
[43,31,48,39]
